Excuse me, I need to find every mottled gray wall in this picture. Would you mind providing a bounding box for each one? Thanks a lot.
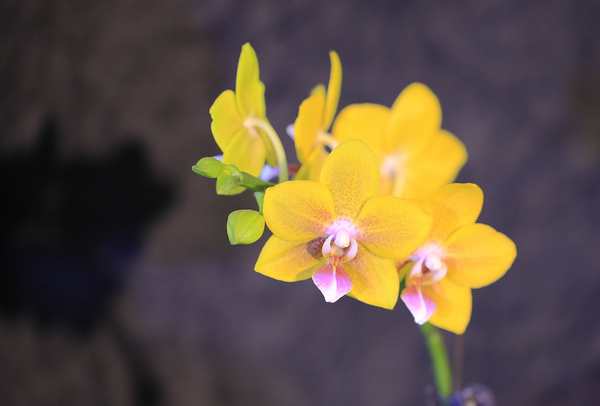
[1,0,599,405]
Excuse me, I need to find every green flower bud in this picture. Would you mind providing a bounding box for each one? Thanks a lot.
[216,167,243,195]
[192,157,223,178]
[226,209,265,245]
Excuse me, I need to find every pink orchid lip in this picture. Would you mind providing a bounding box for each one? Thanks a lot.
[312,263,353,303]
[322,219,359,263]
[408,242,447,285]
[401,284,436,325]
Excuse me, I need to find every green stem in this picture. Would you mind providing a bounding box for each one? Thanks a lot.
[215,163,274,195]
[237,170,274,192]
[420,323,453,403]
[246,117,289,183]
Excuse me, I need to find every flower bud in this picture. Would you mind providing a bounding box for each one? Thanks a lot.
[192,157,223,178]
[227,209,265,245]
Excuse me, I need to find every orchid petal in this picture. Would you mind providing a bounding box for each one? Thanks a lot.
[210,90,244,152]
[320,139,379,220]
[235,43,265,118]
[429,183,483,242]
[354,195,432,259]
[215,128,266,195]
[331,103,388,162]
[255,236,323,282]
[312,263,353,303]
[399,130,468,200]
[295,146,328,182]
[263,180,335,241]
[345,245,400,309]
[401,284,436,325]
[383,83,441,156]
[423,278,472,334]
[294,87,325,164]
[222,127,266,177]
[322,51,342,130]
[444,223,517,288]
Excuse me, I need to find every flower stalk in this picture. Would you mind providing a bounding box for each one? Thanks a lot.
[421,322,453,404]
[245,117,289,183]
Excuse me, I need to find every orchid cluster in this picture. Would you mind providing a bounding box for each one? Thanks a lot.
[194,43,516,337]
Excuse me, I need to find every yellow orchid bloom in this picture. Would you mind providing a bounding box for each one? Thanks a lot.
[332,82,467,199]
[398,183,517,334]
[255,140,432,309]
[292,51,342,181]
[210,43,279,194]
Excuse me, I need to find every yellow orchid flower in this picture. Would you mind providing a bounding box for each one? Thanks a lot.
[398,183,517,334]
[292,51,342,181]
[255,140,432,309]
[332,82,467,199]
[210,43,281,194]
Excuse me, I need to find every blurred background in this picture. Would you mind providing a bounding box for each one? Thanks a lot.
[1,0,599,405]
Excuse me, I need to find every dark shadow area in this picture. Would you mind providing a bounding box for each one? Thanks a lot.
[0,117,174,405]
[0,117,173,335]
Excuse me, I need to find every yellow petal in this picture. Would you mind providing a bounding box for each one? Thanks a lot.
[444,223,517,288]
[255,236,323,281]
[294,88,325,164]
[320,140,379,220]
[423,278,472,334]
[210,90,244,152]
[322,50,342,130]
[295,146,328,182]
[222,127,266,177]
[345,245,399,309]
[428,183,483,242]
[235,43,266,118]
[216,128,266,195]
[354,195,432,259]
[399,130,468,200]
[263,180,336,241]
[383,83,441,156]
[256,121,278,168]
[331,103,389,162]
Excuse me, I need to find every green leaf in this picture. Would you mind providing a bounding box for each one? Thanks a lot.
[227,209,265,245]
[192,157,223,178]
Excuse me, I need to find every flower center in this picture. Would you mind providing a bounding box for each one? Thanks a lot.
[321,221,358,264]
[408,242,447,286]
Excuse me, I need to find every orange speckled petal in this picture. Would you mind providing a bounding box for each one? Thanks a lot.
[354,195,432,260]
[320,140,380,220]
[263,180,336,241]
[255,236,323,282]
